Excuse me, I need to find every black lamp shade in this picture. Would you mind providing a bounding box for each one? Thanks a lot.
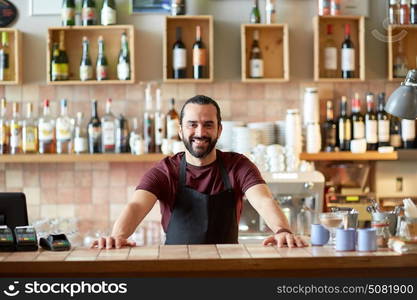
[385,85,417,120]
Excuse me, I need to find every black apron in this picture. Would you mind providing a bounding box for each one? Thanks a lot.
[165,154,238,245]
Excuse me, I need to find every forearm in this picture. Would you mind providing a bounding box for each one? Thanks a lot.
[111,202,148,239]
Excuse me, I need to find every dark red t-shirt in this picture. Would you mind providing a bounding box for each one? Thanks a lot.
[136,150,266,232]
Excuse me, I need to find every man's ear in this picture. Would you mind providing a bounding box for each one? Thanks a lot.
[179,125,183,141]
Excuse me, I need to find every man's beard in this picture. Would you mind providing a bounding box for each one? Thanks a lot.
[182,135,218,159]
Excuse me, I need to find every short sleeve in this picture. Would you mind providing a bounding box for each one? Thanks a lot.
[234,155,266,193]
[136,163,170,202]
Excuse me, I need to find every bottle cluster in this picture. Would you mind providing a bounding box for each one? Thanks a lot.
[318,0,341,16]
[61,0,117,26]
[249,0,277,24]
[388,0,417,25]
[0,93,180,155]
[322,92,416,152]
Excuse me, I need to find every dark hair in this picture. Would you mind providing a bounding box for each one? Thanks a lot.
[179,95,222,126]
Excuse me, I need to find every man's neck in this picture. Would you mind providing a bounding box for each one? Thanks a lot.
[184,149,217,167]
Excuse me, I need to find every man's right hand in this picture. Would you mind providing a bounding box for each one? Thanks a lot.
[90,236,136,249]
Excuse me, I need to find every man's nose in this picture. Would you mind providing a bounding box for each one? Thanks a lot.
[195,124,205,136]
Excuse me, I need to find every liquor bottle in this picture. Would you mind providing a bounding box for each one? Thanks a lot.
[82,0,96,26]
[265,0,276,24]
[56,99,73,154]
[88,99,101,153]
[22,103,38,154]
[101,98,116,153]
[172,27,187,79]
[129,117,144,155]
[365,93,378,150]
[38,99,56,154]
[51,43,61,81]
[322,100,337,152]
[401,119,416,148]
[96,36,108,80]
[115,114,129,153]
[0,32,10,81]
[59,31,69,80]
[390,116,402,149]
[351,93,365,141]
[400,0,410,24]
[330,0,341,15]
[80,36,93,81]
[154,88,166,153]
[143,85,155,153]
[117,32,130,80]
[394,39,408,78]
[0,98,9,154]
[411,0,417,24]
[323,24,337,78]
[170,0,186,16]
[62,0,76,26]
[341,24,355,79]
[249,30,263,78]
[166,98,180,140]
[377,92,391,147]
[318,0,331,15]
[389,0,401,24]
[101,0,116,26]
[193,25,206,79]
[9,102,22,155]
[250,0,261,24]
[338,96,351,151]
[74,112,88,154]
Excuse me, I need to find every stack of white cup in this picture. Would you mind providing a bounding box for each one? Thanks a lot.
[303,87,322,153]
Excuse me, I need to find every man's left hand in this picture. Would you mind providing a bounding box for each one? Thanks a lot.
[262,232,308,248]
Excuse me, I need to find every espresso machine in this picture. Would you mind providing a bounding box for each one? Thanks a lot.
[238,171,325,243]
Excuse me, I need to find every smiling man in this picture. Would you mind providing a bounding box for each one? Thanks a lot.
[92,95,307,249]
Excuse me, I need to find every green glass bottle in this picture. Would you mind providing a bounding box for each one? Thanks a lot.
[117,32,130,80]
[250,0,261,24]
[96,36,108,80]
[51,43,61,81]
[101,0,116,26]
[80,36,93,81]
[0,32,10,81]
[82,0,96,26]
[61,0,76,26]
[58,31,69,80]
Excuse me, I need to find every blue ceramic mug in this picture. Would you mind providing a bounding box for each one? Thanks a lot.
[335,228,356,251]
[357,228,377,252]
[310,224,330,246]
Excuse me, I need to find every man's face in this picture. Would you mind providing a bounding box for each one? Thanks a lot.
[179,103,222,159]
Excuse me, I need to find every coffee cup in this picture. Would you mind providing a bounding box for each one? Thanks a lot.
[335,228,356,251]
[357,228,377,252]
[310,224,329,246]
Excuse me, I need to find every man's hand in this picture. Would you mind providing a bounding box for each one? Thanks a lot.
[262,232,308,248]
[90,236,136,249]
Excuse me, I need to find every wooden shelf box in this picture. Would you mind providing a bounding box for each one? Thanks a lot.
[0,28,22,85]
[163,15,214,83]
[46,25,135,85]
[241,24,289,83]
[388,25,417,81]
[313,16,365,82]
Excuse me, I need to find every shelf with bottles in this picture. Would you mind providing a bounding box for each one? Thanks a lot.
[0,28,22,85]
[163,15,214,83]
[388,25,417,81]
[241,24,289,83]
[299,151,398,161]
[313,15,365,82]
[46,25,134,85]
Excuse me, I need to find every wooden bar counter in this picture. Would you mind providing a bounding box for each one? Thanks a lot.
[1,245,416,278]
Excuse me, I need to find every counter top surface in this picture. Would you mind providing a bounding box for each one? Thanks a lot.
[1,245,416,277]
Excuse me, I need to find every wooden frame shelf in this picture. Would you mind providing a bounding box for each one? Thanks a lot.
[313,15,365,82]
[241,24,289,83]
[0,154,166,163]
[0,28,22,85]
[300,151,398,161]
[163,15,214,83]
[46,25,135,85]
[388,25,417,81]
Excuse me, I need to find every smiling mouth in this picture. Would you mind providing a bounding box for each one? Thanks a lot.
[191,138,209,147]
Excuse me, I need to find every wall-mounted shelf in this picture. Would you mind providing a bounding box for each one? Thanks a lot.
[300,151,398,161]
[0,28,22,85]
[313,15,365,82]
[241,24,289,83]
[46,25,135,85]
[388,25,417,81]
[163,15,214,83]
[0,153,166,163]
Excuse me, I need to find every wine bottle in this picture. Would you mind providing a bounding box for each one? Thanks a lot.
[389,0,400,24]
[249,30,263,78]
[338,96,351,151]
[56,99,73,154]
[351,93,365,141]
[38,99,56,154]
[117,32,130,80]
[365,93,378,150]
[80,36,93,81]
[115,114,129,153]
[22,103,38,154]
[323,24,337,78]
[341,24,355,79]
[323,100,337,152]
[377,92,390,147]
[390,116,402,149]
[265,0,276,24]
[193,25,206,79]
[62,0,75,26]
[59,31,69,80]
[250,0,261,24]
[88,99,102,153]
[0,32,10,81]
[144,85,155,153]
[82,0,96,26]
[400,0,410,25]
[0,98,9,154]
[166,98,180,140]
[172,27,187,79]
[154,88,166,153]
[401,119,416,149]
[50,43,61,81]
[74,112,88,154]
[411,0,417,24]
[170,0,186,16]
[9,102,22,155]
[101,98,116,153]
[96,36,108,80]
[101,0,116,26]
